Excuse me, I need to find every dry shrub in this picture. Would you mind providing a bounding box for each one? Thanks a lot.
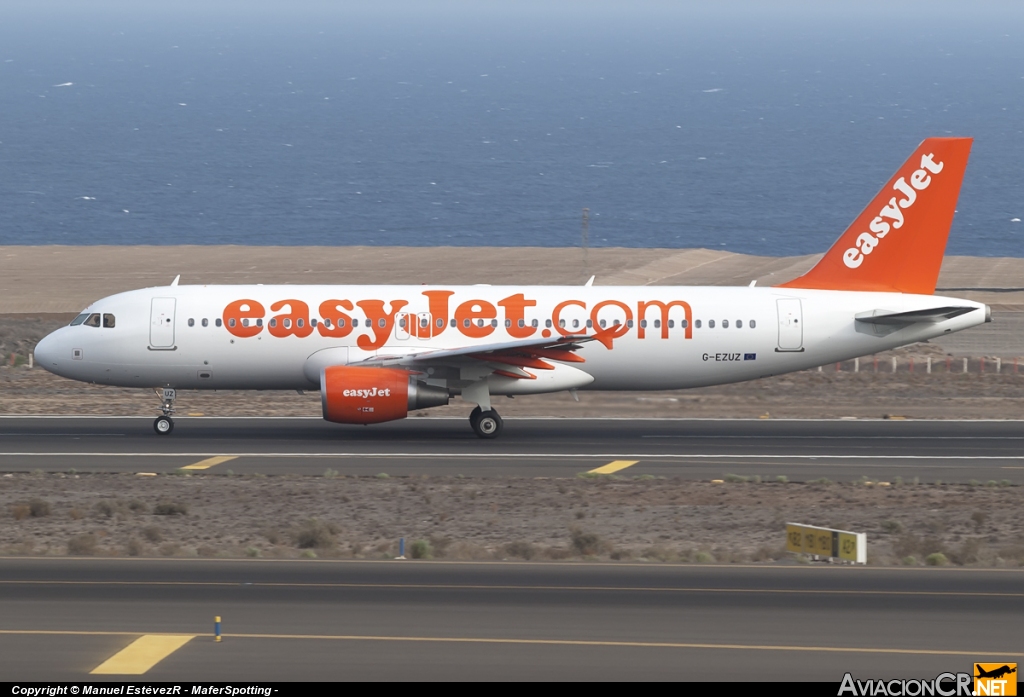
[503,541,538,560]
[126,538,144,557]
[409,539,431,559]
[159,543,181,556]
[11,504,30,521]
[28,498,51,517]
[197,546,218,558]
[642,546,677,562]
[294,519,337,549]
[570,527,612,556]
[153,501,188,516]
[142,525,163,543]
[67,534,98,556]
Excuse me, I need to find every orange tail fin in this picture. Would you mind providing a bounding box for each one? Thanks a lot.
[778,137,972,295]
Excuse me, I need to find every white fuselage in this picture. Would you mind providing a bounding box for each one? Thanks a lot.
[34,284,988,395]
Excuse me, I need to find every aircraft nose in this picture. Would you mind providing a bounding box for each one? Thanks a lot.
[34,331,62,373]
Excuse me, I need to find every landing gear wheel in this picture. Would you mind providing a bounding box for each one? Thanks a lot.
[471,410,502,439]
[153,415,174,435]
[469,406,483,429]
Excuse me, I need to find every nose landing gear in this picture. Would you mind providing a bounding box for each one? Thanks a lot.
[469,406,503,439]
[153,387,176,435]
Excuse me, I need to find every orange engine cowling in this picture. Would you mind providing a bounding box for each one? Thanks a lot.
[320,366,450,425]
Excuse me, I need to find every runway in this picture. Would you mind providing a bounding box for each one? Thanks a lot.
[0,558,1020,681]
[2,416,1024,483]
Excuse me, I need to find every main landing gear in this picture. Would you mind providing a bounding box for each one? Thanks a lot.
[153,387,176,435]
[469,406,503,439]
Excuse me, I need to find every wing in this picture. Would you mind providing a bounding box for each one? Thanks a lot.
[352,325,624,379]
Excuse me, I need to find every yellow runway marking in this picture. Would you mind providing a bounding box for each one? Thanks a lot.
[0,629,1017,659]
[0,581,1022,598]
[90,634,195,675]
[181,456,237,470]
[588,460,639,474]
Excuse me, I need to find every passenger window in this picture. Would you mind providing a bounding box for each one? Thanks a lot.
[229,319,236,328]
[695,320,702,328]
[337,318,346,328]
[422,318,430,328]
[722,319,729,328]
[669,320,675,328]
[256,319,263,327]
[450,319,457,328]
[284,319,292,329]
[70,313,90,326]
[545,320,552,328]
[709,320,716,328]
[242,319,250,327]
[378,319,386,328]
[84,313,101,328]
[399,318,406,328]
[531,319,538,328]
[586,320,593,328]
[654,319,661,328]
[639,320,647,328]
[517,319,525,328]
[736,320,742,328]
[626,320,634,328]
[750,319,756,328]
[297,319,304,328]
[680,319,687,328]
[216,318,223,327]
[559,319,566,328]
[202,318,209,327]
[463,319,470,328]
[352,319,359,327]
[572,319,579,329]
[599,319,606,328]
[187,318,195,327]
[311,318,317,327]
[103,314,116,328]
[269,319,277,328]
[436,318,444,328]
[490,319,498,327]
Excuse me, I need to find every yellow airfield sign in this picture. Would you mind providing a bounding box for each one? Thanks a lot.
[786,523,866,564]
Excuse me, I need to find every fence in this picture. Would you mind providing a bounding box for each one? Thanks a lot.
[817,356,1022,375]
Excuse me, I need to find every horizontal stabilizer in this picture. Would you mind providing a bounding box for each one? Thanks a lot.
[854,306,977,325]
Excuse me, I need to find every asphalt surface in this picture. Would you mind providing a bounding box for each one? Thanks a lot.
[2,416,1024,483]
[0,558,1020,681]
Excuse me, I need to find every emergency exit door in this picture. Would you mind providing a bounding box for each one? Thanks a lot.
[150,298,176,349]
[776,298,803,352]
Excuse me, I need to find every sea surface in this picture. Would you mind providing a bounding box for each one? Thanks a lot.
[1,1,1022,256]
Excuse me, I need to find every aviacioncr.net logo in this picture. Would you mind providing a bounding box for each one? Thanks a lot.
[838,672,973,696]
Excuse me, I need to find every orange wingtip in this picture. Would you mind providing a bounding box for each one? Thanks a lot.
[779,137,972,295]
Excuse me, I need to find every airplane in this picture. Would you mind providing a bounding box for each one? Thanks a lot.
[33,137,987,438]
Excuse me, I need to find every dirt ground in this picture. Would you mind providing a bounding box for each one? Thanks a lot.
[2,472,1021,567]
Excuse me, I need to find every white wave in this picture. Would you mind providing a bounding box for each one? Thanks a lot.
[53,82,73,87]
[702,88,724,93]
[1012,218,1021,222]
[77,196,96,200]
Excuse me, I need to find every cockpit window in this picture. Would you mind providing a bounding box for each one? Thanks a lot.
[70,313,90,326]
[83,313,101,328]
[102,314,116,328]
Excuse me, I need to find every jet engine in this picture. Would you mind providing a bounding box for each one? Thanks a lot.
[320,366,450,424]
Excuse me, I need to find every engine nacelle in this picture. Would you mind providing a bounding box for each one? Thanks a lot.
[320,366,450,424]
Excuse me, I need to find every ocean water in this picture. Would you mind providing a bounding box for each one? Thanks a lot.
[1,1,1022,256]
